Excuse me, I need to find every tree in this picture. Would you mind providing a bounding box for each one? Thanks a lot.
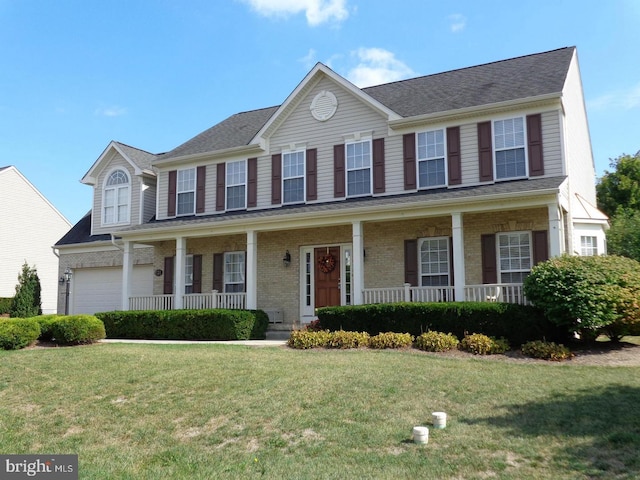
[596,151,640,218]
[607,209,640,261]
[9,262,42,318]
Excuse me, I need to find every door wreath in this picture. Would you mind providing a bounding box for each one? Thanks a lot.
[318,253,336,273]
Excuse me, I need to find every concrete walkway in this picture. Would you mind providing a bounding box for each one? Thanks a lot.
[101,339,287,347]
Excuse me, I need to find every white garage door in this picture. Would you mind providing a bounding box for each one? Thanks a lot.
[71,266,153,314]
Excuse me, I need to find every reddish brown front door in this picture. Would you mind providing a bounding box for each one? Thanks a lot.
[315,246,341,308]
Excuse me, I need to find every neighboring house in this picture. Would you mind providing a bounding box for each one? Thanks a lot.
[55,47,608,332]
[0,166,72,314]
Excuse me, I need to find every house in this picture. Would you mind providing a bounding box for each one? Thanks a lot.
[0,166,72,314]
[55,47,608,331]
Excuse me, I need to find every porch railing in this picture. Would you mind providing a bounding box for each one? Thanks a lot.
[129,294,174,311]
[362,283,527,305]
[464,284,529,305]
[129,291,246,311]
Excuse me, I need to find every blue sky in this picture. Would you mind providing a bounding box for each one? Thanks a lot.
[1,0,639,225]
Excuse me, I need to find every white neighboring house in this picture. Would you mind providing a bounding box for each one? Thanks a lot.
[0,166,72,314]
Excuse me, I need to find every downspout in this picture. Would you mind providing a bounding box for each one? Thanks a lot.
[111,234,124,251]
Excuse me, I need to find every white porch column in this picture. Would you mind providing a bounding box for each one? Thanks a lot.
[122,240,133,311]
[174,236,186,309]
[451,212,465,302]
[351,221,364,305]
[547,203,563,258]
[246,230,257,310]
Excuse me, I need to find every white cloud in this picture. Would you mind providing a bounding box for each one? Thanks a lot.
[94,106,127,117]
[588,83,640,111]
[346,48,416,88]
[240,0,349,26]
[449,13,466,33]
[299,48,317,69]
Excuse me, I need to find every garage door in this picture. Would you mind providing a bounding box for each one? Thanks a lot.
[71,266,153,314]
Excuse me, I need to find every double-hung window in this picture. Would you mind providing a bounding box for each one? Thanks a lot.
[580,236,598,256]
[226,160,246,210]
[224,251,245,293]
[494,117,526,180]
[417,129,446,188]
[177,168,196,215]
[283,151,305,204]
[419,237,450,286]
[103,169,130,224]
[184,255,194,294]
[346,140,371,197]
[498,232,531,283]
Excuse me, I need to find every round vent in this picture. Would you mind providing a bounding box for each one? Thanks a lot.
[310,90,338,122]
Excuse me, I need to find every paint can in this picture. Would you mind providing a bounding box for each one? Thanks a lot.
[412,426,429,444]
[432,411,447,429]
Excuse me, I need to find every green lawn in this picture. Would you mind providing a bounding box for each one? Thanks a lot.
[1,343,639,479]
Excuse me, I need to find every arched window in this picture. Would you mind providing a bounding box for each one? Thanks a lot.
[103,169,130,224]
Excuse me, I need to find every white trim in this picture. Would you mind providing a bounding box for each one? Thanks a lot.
[345,138,373,198]
[492,115,529,181]
[225,159,247,211]
[101,167,132,227]
[416,127,448,189]
[282,149,306,205]
[176,167,197,216]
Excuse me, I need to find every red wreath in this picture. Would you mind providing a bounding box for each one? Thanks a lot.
[318,254,336,274]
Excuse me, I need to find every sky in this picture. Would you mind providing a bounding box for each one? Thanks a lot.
[1,0,639,225]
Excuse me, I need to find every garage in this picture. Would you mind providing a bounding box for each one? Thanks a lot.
[71,266,153,314]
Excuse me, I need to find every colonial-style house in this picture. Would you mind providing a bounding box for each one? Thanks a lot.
[55,47,608,333]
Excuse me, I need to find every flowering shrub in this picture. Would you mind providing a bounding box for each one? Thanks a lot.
[521,340,574,361]
[369,332,413,349]
[326,330,370,349]
[415,331,459,352]
[459,333,510,355]
[287,330,331,349]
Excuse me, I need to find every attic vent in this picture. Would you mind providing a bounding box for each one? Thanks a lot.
[310,90,338,122]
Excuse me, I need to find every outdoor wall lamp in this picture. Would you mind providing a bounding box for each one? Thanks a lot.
[283,250,291,267]
[59,266,72,284]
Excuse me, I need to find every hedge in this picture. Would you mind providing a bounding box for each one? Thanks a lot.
[0,318,41,350]
[0,297,12,315]
[96,309,269,341]
[51,315,106,345]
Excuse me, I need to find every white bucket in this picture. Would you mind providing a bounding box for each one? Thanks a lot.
[432,411,447,429]
[412,426,429,444]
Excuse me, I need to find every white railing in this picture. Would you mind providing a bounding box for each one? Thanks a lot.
[363,287,406,304]
[362,283,526,305]
[410,286,455,302]
[464,284,529,305]
[129,294,173,311]
[128,291,246,311]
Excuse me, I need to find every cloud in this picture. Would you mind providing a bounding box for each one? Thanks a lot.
[299,48,317,69]
[345,48,416,88]
[449,13,466,33]
[94,106,127,117]
[240,0,349,26]
[588,83,640,111]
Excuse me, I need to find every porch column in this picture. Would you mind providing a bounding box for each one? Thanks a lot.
[352,221,364,305]
[122,240,133,311]
[547,203,563,258]
[246,230,257,310]
[451,212,465,302]
[174,236,186,309]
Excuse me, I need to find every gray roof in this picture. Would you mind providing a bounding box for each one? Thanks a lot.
[114,142,158,170]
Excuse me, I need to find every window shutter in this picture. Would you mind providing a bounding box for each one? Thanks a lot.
[334,144,345,198]
[372,138,385,194]
[404,239,418,286]
[196,166,206,213]
[403,133,416,190]
[532,230,549,265]
[163,256,174,295]
[306,148,317,201]
[527,114,544,176]
[481,234,497,284]
[192,254,202,293]
[213,253,224,292]
[247,158,257,208]
[216,163,225,211]
[447,126,462,185]
[477,122,493,182]
[167,170,177,217]
[271,154,281,204]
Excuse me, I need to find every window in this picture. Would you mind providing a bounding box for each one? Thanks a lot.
[581,236,598,256]
[226,160,246,210]
[177,168,196,215]
[103,169,129,224]
[346,140,371,196]
[419,237,450,286]
[283,151,305,204]
[498,232,531,283]
[224,251,245,293]
[184,255,193,294]
[417,129,446,188]
[494,117,526,179]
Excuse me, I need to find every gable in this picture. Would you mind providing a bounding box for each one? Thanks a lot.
[82,141,156,186]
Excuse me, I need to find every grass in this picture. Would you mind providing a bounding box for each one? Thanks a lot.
[1,343,639,479]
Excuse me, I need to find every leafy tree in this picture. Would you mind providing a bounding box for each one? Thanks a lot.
[596,151,640,218]
[9,263,42,318]
[607,209,640,261]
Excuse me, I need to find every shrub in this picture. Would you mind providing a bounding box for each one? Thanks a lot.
[326,330,370,349]
[9,263,42,318]
[305,319,323,332]
[415,331,460,352]
[33,314,61,341]
[287,330,331,349]
[0,318,41,350]
[51,315,106,345]
[369,332,413,349]
[521,340,574,361]
[459,333,510,355]
[0,297,12,315]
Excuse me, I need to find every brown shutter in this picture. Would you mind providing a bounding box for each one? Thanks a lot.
[247,158,257,208]
[447,126,462,185]
[481,234,497,284]
[271,154,281,204]
[192,254,202,293]
[478,122,493,182]
[213,253,224,292]
[334,144,345,198]
[527,114,544,176]
[167,170,177,217]
[373,138,385,194]
[404,239,418,286]
[216,163,225,211]
[403,133,416,190]
[306,148,317,201]
[196,166,206,214]
[163,256,174,295]
[532,230,549,265]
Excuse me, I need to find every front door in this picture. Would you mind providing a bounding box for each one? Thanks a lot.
[314,246,341,308]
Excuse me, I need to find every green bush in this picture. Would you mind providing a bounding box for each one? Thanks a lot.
[0,297,12,315]
[287,330,332,349]
[369,332,413,349]
[0,318,41,350]
[415,331,460,352]
[9,263,42,318]
[459,333,510,355]
[31,314,61,341]
[326,330,370,349]
[521,340,574,361]
[51,315,106,345]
